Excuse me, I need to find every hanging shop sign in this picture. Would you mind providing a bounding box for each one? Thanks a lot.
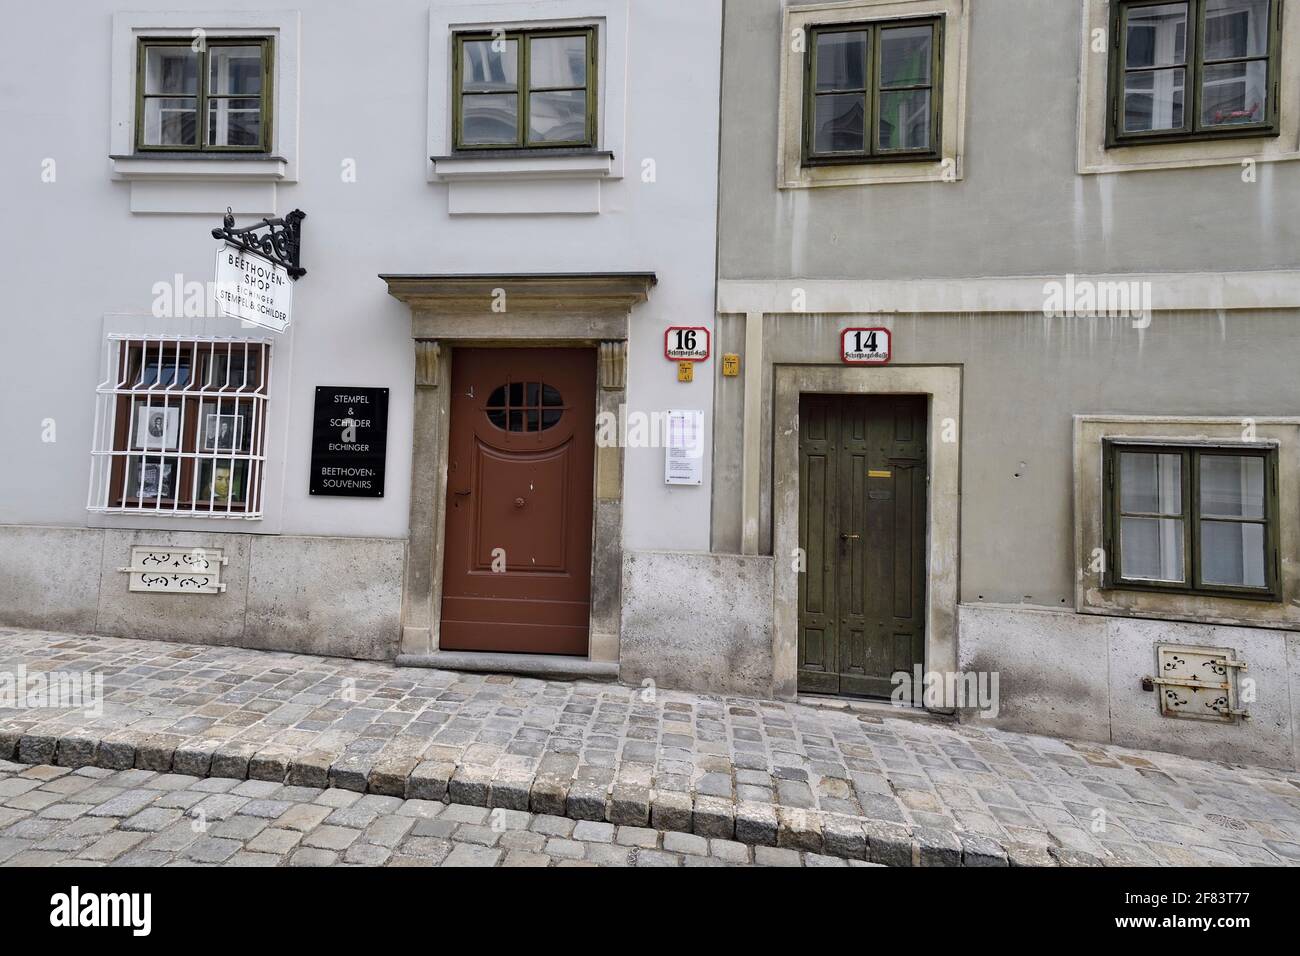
[214,244,294,332]
[841,327,892,365]
[211,207,306,334]
[309,386,389,498]
[665,326,710,362]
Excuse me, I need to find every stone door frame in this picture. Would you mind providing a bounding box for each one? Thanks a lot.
[383,273,656,663]
[771,364,962,701]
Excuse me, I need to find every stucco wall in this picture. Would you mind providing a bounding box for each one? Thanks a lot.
[620,550,776,697]
[959,603,1300,771]
[718,0,1300,281]
[0,0,722,556]
[0,525,403,660]
[710,309,1300,610]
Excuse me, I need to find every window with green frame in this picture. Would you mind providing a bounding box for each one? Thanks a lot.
[1107,0,1282,146]
[803,16,943,164]
[453,27,597,150]
[135,38,272,151]
[1103,441,1281,600]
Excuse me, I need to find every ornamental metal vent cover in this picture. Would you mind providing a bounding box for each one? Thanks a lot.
[1153,644,1248,723]
[118,546,227,595]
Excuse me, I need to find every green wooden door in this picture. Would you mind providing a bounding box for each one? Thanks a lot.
[798,394,928,698]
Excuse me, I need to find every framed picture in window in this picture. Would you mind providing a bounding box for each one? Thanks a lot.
[131,459,176,499]
[132,403,182,451]
[197,459,248,504]
[200,404,247,452]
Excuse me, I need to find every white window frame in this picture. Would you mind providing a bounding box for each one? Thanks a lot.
[426,0,629,214]
[1077,0,1300,175]
[109,10,301,214]
[778,0,970,188]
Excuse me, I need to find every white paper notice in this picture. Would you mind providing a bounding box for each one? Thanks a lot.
[664,409,704,486]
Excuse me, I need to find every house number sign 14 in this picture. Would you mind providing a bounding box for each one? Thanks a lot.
[841,327,892,365]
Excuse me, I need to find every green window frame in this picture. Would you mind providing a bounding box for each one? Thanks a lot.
[134,37,273,152]
[1103,441,1281,601]
[802,16,944,165]
[1107,0,1282,147]
[452,26,598,151]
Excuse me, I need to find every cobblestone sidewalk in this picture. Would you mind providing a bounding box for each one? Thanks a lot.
[1,762,860,867]
[2,628,1299,866]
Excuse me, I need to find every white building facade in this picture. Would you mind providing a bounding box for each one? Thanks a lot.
[0,1,724,680]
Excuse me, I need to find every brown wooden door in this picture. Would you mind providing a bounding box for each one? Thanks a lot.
[798,394,927,697]
[440,348,596,655]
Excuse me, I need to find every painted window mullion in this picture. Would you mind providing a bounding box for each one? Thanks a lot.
[869,24,881,157]
[1185,448,1198,589]
[520,34,530,147]
[198,45,209,149]
[1190,0,1205,134]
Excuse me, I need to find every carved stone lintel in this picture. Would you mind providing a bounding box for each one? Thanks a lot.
[414,340,441,388]
[599,341,627,390]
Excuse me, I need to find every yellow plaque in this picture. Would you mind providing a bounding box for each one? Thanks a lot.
[677,361,694,383]
[722,353,741,377]
[867,469,892,479]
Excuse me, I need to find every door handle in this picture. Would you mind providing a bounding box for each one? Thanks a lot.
[453,490,471,497]
[840,533,860,540]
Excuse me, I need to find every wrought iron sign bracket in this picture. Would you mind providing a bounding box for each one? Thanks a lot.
[212,206,307,279]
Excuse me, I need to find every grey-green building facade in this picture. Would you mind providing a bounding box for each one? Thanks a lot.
[689,0,1300,770]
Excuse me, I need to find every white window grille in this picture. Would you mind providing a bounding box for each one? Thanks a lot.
[88,335,271,519]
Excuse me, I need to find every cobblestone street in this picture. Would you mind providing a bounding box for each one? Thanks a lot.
[0,762,860,867]
[2,628,1299,866]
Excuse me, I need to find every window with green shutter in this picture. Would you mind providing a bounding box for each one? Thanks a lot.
[135,38,273,152]
[803,16,943,164]
[1103,441,1281,600]
[1107,0,1282,146]
[453,27,597,150]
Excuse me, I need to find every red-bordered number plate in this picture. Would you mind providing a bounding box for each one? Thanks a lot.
[841,327,891,365]
[665,327,710,362]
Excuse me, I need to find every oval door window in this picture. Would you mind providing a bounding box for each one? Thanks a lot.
[486,383,565,432]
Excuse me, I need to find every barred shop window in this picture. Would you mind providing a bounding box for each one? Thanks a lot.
[135,37,273,151]
[1103,440,1281,600]
[88,337,271,518]
[453,26,597,150]
[803,16,943,164]
[1107,0,1282,147]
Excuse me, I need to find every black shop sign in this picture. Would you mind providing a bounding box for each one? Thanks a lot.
[310,386,389,498]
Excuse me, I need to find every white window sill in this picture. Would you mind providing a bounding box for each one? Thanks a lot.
[431,151,615,216]
[431,150,614,183]
[111,154,289,182]
[108,154,287,216]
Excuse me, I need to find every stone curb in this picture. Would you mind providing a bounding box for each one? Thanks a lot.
[0,726,1088,867]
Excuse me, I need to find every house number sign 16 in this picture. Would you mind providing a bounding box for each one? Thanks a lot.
[841,327,892,365]
[665,326,710,362]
